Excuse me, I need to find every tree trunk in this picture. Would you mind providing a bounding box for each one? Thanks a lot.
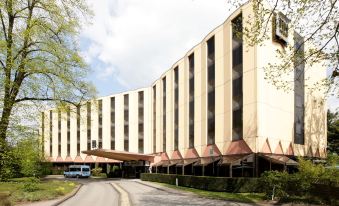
[0,99,13,150]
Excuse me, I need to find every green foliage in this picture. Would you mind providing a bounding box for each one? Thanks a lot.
[0,136,46,180]
[0,0,96,177]
[259,171,289,199]
[91,167,103,176]
[227,0,338,94]
[112,165,120,172]
[140,173,259,192]
[22,177,40,192]
[22,183,39,193]
[259,158,339,203]
[326,153,339,166]
[327,110,339,154]
[0,179,77,205]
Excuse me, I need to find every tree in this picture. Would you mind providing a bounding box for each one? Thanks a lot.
[0,1,95,153]
[227,0,338,94]
[0,129,49,179]
[327,109,339,154]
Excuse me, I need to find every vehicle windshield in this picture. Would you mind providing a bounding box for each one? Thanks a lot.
[82,168,90,172]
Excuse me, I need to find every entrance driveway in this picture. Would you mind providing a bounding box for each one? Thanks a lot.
[117,179,253,206]
[24,176,255,206]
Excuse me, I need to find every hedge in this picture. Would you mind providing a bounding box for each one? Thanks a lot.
[140,173,259,192]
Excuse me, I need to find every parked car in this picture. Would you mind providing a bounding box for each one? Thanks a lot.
[64,165,91,178]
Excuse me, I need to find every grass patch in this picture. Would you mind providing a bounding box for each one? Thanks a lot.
[155,182,265,203]
[0,178,78,205]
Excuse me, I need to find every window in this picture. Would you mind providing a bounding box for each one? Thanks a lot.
[153,86,156,153]
[49,111,52,157]
[98,100,102,149]
[162,77,166,152]
[111,97,115,150]
[41,112,45,154]
[294,33,305,145]
[58,110,61,157]
[87,102,91,150]
[67,109,70,156]
[174,67,179,150]
[76,106,80,155]
[124,94,129,151]
[138,91,144,153]
[232,14,243,141]
[188,53,195,148]
[207,37,215,145]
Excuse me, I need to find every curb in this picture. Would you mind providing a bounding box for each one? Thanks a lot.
[52,183,83,206]
[111,182,133,206]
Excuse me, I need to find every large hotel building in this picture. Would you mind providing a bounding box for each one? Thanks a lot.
[40,2,327,177]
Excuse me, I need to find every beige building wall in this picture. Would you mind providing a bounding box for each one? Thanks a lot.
[42,1,327,161]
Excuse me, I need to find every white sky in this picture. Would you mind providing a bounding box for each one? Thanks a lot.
[80,0,338,111]
[81,0,231,93]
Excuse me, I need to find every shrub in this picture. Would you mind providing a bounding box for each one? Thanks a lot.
[259,171,289,199]
[140,173,259,192]
[91,167,103,176]
[22,178,40,192]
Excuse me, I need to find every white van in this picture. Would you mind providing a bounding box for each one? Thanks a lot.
[64,165,91,178]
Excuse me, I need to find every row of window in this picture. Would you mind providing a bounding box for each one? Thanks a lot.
[44,13,304,157]
[155,14,243,152]
[232,14,243,141]
[47,93,145,157]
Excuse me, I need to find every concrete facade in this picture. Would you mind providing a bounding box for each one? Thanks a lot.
[40,2,327,169]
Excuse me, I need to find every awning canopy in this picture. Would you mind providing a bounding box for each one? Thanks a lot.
[82,149,154,162]
[262,154,298,166]
[218,154,253,166]
[194,156,220,167]
[153,159,184,167]
[176,158,199,167]
[153,160,170,167]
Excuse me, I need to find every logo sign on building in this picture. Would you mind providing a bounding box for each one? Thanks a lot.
[272,12,289,45]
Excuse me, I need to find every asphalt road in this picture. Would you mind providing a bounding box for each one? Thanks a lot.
[118,180,252,206]
[59,180,119,206]
[31,176,253,206]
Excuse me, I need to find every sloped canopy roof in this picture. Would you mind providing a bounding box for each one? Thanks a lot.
[262,154,298,166]
[82,149,155,162]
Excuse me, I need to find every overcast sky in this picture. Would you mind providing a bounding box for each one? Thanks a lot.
[80,0,338,111]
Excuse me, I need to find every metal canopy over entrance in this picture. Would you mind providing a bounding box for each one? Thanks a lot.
[82,149,155,162]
